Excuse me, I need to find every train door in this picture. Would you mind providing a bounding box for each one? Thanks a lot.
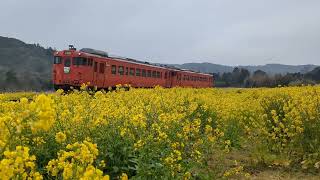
[93,61,98,87]
[171,71,177,87]
[53,56,64,85]
[166,71,177,87]
[176,73,182,86]
[63,57,71,84]
[97,62,106,87]
[165,71,171,87]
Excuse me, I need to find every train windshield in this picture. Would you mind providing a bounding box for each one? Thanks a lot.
[64,58,71,67]
[73,57,88,66]
[54,56,62,64]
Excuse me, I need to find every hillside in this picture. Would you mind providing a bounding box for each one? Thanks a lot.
[239,64,317,75]
[173,62,317,75]
[171,63,234,74]
[305,67,320,82]
[0,36,54,91]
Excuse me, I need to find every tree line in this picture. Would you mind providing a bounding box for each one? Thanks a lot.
[214,67,320,87]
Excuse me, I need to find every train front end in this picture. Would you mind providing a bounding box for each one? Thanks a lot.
[53,45,92,90]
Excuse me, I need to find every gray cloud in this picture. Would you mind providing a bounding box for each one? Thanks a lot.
[1,0,319,65]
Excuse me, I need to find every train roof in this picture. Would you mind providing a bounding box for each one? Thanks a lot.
[77,48,213,76]
[80,48,108,57]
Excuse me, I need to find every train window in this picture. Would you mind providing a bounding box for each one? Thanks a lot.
[64,58,71,67]
[165,72,167,79]
[54,56,62,64]
[147,70,151,77]
[130,68,135,76]
[99,63,105,73]
[111,65,116,74]
[118,66,124,75]
[152,71,156,78]
[88,59,93,66]
[142,69,146,77]
[72,57,81,66]
[72,57,88,66]
[156,72,160,78]
[160,72,162,78]
[82,58,88,66]
[126,67,129,75]
[136,68,141,76]
[94,62,98,72]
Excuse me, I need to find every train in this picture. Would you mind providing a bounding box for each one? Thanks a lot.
[53,45,214,90]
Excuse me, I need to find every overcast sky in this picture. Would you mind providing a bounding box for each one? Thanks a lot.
[1,0,319,65]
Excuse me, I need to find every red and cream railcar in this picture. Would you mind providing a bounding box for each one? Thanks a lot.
[53,46,214,90]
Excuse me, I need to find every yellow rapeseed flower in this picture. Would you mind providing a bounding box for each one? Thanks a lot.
[55,132,67,143]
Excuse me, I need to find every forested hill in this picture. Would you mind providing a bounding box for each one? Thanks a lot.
[172,63,317,75]
[0,36,54,91]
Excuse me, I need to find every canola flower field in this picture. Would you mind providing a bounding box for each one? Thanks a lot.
[0,86,320,179]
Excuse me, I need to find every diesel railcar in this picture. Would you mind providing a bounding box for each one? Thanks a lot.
[53,46,214,90]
